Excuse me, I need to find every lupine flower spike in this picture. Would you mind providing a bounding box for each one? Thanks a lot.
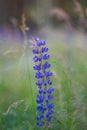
[32,37,55,128]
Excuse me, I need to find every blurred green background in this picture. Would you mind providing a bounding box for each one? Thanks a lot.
[0,0,87,130]
[0,31,87,130]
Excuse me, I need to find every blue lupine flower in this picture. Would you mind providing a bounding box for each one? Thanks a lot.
[44,71,53,77]
[37,104,43,111]
[36,95,44,104]
[38,89,43,94]
[35,37,40,41]
[37,114,44,120]
[43,89,47,94]
[33,56,39,62]
[37,121,44,127]
[41,41,46,46]
[32,49,39,54]
[43,81,47,86]
[48,95,54,100]
[43,54,50,60]
[48,109,54,115]
[47,80,52,85]
[46,112,52,120]
[43,62,51,69]
[43,105,47,111]
[33,64,41,71]
[35,72,43,79]
[47,88,54,94]
[32,37,55,127]
[41,47,48,53]
[47,104,55,109]
[36,80,42,87]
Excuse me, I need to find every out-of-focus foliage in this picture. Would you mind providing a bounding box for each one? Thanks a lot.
[79,0,87,8]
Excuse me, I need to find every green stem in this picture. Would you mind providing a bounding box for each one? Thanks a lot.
[24,44,35,111]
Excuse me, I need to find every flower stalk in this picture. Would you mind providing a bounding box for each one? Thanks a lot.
[32,37,55,128]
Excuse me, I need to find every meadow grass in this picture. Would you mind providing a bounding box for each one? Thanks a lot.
[0,32,87,130]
